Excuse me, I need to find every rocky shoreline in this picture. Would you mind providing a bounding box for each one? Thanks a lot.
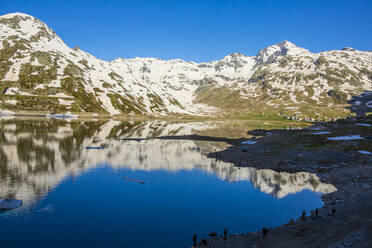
[178,118,372,247]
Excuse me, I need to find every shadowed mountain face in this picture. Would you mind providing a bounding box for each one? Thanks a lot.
[0,118,335,207]
[0,13,371,118]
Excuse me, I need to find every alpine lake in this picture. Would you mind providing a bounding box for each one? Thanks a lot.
[0,117,336,247]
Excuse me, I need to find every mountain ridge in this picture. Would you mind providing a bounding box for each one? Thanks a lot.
[1,12,371,119]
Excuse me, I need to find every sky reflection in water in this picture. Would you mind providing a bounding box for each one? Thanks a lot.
[0,118,335,247]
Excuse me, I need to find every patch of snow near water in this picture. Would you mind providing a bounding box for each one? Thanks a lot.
[4,99,17,105]
[312,131,331,135]
[356,123,371,127]
[358,151,372,155]
[0,110,15,115]
[327,135,365,141]
[58,99,74,106]
[241,140,257,145]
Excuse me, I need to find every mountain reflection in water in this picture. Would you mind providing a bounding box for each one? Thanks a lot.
[0,118,335,208]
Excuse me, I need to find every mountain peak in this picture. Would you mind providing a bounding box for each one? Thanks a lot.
[342,47,357,52]
[229,52,245,58]
[256,40,309,64]
[0,12,58,44]
[0,12,35,20]
[219,52,248,62]
[278,40,296,48]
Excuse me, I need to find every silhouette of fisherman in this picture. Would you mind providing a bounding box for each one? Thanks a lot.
[302,210,306,221]
[332,207,336,216]
[312,208,319,220]
[193,234,197,247]
[262,227,268,239]
[224,227,227,240]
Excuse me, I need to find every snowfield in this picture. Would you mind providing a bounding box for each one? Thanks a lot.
[0,12,372,116]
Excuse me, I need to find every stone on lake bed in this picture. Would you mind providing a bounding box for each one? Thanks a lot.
[327,135,365,141]
[0,198,22,210]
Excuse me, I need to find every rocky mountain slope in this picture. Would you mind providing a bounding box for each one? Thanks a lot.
[0,13,371,118]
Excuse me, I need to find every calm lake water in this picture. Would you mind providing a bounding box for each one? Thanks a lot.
[0,118,336,247]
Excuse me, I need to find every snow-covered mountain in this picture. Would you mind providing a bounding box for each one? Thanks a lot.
[0,13,371,118]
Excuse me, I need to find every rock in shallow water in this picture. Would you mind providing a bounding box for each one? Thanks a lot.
[0,198,23,210]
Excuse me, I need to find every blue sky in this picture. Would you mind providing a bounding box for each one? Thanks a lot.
[1,0,371,62]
